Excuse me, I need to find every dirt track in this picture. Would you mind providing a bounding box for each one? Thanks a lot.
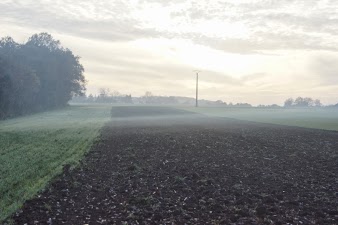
[12,107,338,224]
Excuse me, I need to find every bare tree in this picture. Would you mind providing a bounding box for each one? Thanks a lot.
[99,88,110,98]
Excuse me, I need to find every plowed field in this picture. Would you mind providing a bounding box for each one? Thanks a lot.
[12,107,338,224]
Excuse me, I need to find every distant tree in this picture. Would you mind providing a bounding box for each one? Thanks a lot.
[144,91,153,98]
[111,90,120,97]
[123,94,133,104]
[284,97,322,108]
[99,88,110,98]
[87,94,95,102]
[284,98,294,107]
[96,88,111,103]
[304,97,314,106]
[294,97,314,107]
[314,99,322,107]
[234,103,252,107]
[260,104,280,108]
[143,91,154,104]
[270,104,281,108]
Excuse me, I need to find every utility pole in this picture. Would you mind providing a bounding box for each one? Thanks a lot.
[194,70,200,107]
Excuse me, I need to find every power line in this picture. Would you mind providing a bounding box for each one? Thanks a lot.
[194,70,201,107]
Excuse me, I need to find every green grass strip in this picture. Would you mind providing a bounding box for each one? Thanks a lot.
[0,104,111,222]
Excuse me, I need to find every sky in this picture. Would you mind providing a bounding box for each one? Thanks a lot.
[1,0,338,105]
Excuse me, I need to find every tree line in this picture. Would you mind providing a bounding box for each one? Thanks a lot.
[73,91,337,108]
[0,33,86,119]
[284,97,322,107]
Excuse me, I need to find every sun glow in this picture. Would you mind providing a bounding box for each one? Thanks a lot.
[133,38,262,76]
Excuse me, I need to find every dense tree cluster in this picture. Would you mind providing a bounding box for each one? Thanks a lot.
[0,33,86,119]
[284,97,322,107]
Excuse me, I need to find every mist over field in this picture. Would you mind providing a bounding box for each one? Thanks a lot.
[1,0,338,224]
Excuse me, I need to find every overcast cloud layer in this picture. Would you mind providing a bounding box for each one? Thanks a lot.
[1,0,338,105]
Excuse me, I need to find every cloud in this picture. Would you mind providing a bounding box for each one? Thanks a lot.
[2,0,338,53]
[309,53,338,86]
[0,0,160,42]
[1,0,338,105]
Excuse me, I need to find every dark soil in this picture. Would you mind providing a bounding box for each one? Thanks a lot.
[11,107,338,224]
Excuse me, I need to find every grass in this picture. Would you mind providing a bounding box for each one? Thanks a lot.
[184,107,338,131]
[0,104,111,222]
